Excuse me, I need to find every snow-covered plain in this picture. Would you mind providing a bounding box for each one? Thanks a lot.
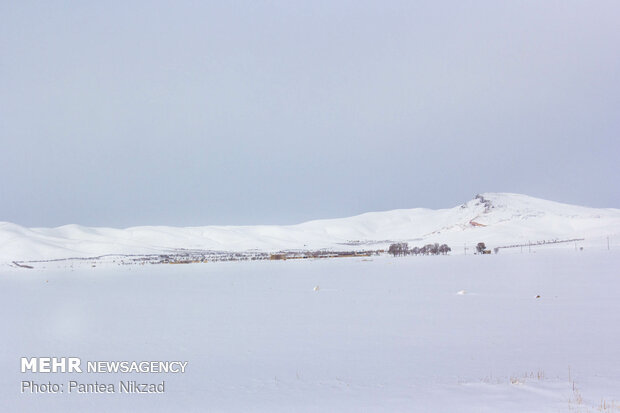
[2,250,619,412]
[1,193,619,263]
[2,193,619,411]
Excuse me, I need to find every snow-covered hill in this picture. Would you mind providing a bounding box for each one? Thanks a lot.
[1,193,619,262]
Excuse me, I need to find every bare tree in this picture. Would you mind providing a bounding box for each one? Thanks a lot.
[388,242,409,257]
[438,244,451,255]
[388,244,399,256]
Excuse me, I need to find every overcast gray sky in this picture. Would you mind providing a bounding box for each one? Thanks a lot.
[1,1,619,228]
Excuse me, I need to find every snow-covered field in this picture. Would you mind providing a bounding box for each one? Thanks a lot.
[2,250,619,412]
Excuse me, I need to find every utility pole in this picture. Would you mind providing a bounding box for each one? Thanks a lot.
[464,243,469,255]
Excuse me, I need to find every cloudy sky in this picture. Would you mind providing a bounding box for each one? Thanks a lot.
[1,1,619,227]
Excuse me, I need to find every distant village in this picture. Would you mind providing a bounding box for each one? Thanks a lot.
[9,236,588,270]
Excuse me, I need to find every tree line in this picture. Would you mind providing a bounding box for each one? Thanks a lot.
[388,242,451,257]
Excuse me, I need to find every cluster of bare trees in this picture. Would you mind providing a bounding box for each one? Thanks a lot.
[388,242,451,257]
[388,243,410,256]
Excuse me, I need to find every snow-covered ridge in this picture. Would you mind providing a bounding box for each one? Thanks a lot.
[1,193,619,262]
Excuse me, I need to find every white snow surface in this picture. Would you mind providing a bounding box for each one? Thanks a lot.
[2,193,619,262]
[2,251,619,411]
